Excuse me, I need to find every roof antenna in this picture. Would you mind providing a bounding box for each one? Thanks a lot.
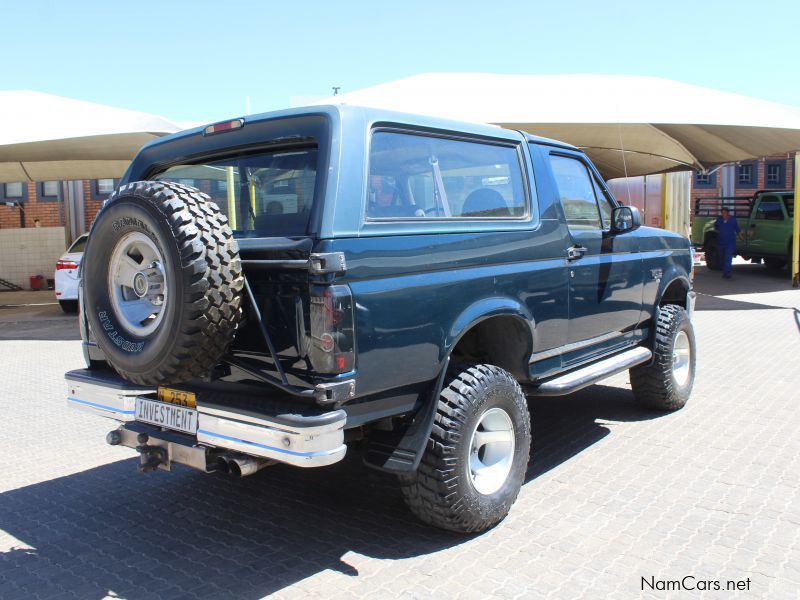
[617,122,633,206]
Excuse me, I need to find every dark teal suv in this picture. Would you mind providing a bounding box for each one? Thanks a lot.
[66,105,696,532]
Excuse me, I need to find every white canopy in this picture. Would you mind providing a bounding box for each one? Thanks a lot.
[318,74,800,178]
[0,91,181,183]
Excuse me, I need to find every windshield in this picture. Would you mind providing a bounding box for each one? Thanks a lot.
[155,147,318,238]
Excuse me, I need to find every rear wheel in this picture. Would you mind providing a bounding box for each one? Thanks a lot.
[82,181,243,385]
[763,257,787,271]
[704,237,721,270]
[630,305,696,411]
[400,364,531,533]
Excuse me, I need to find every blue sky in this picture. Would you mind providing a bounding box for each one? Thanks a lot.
[5,0,799,123]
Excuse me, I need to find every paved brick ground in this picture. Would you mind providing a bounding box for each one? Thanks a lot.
[1,264,798,599]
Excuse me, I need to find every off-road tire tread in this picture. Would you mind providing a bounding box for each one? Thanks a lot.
[399,364,530,533]
[630,304,693,411]
[91,180,243,385]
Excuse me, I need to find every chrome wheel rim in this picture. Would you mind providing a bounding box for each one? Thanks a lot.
[468,407,515,495]
[107,232,167,336]
[672,330,691,386]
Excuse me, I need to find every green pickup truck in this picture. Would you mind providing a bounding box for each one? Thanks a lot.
[691,191,796,271]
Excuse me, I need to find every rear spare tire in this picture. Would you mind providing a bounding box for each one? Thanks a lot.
[82,181,243,385]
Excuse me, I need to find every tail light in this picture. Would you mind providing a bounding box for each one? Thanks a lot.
[56,260,79,270]
[309,284,355,374]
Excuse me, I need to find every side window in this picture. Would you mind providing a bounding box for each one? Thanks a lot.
[755,197,784,221]
[783,197,794,219]
[367,131,527,219]
[549,154,602,230]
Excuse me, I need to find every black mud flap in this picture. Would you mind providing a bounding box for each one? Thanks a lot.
[362,358,449,473]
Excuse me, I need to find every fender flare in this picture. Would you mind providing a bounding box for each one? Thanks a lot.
[654,273,692,310]
[363,299,534,474]
[443,296,535,362]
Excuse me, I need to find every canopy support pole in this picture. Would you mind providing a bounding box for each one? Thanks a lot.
[793,153,799,287]
[226,166,237,230]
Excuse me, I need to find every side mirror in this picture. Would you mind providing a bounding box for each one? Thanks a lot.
[611,205,641,234]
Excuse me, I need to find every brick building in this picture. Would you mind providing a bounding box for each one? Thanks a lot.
[0,178,116,289]
[0,178,114,231]
[691,154,795,204]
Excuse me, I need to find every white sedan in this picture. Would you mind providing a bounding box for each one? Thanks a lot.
[55,234,88,313]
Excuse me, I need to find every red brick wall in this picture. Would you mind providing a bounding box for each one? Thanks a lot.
[690,154,796,207]
[83,180,104,230]
[0,182,64,229]
[0,180,116,232]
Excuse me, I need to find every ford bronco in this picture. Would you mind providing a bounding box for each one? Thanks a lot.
[66,105,697,532]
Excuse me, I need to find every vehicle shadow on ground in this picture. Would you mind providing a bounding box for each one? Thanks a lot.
[527,383,660,481]
[693,262,797,311]
[0,384,659,599]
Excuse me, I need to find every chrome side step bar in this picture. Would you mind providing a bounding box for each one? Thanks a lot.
[530,346,652,396]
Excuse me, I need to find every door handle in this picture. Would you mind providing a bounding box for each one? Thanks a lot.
[566,245,587,261]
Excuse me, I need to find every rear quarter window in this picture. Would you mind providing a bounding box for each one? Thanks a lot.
[367,131,527,220]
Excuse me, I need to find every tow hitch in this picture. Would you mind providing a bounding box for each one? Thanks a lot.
[135,433,167,473]
[105,424,276,476]
[107,429,168,472]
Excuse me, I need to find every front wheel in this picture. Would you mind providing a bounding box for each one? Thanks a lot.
[400,364,531,533]
[630,305,696,411]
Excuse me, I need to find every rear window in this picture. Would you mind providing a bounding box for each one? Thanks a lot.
[68,235,88,253]
[155,147,318,238]
[367,131,527,219]
[756,197,784,220]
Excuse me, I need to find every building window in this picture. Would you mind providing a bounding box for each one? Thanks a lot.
[4,182,24,199]
[736,162,758,188]
[765,161,785,188]
[694,171,717,189]
[37,180,61,201]
[91,178,117,200]
[97,179,115,194]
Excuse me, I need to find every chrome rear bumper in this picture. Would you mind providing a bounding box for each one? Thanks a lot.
[66,369,347,469]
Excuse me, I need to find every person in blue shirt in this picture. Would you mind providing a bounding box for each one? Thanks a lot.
[714,208,741,279]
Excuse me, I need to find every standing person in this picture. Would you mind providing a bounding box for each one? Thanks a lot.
[714,207,741,279]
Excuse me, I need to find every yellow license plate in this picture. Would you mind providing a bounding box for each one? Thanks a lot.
[157,387,197,408]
